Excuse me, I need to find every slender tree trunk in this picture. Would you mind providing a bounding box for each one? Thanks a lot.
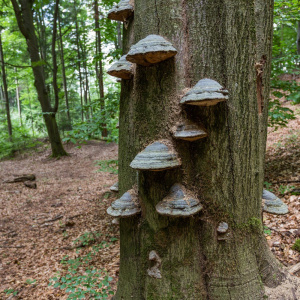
[74,3,84,121]
[11,0,67,157]
[27,82,34,137]
[297,21,300,63]
[0,31,12,139]
[94,0,107,137]
[58,10,71,126]
[14,68,22,126]
[116,21,122,50]
[114,0,297,299]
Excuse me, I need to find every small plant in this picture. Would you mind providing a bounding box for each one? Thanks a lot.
[264,181,273,191]
[96,159,118,174]
[278,184,295,195]
[292,239,300,252]
[73,231,102,247]
[25,278,36,285]
[263,226,272,236]
[4,288,18,296]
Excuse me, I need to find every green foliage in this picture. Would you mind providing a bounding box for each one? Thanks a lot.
[264,181,273,192]
[268,99,295,129]
[96,159,118,174]
[263,226,272,236]
[278,184,295,195]
[4,288,18,296]
[49,234,116,299]
[292,239,300,252]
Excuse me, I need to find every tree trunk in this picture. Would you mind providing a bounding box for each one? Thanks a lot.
[58,10,71,126]
[0,31,13,139]
[297,21,300,56]
[11,0,67,157]
[115,0,295,299]
[15,68,22,126]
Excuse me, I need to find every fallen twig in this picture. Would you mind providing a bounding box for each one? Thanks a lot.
[39,214,63,225]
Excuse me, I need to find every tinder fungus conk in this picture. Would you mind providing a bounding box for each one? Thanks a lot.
[180,78,229,106]
[107,55,133,79]
[107,191,141,217]
[107,0,134,21]
[156,184,203,217]
[126,35,177,66]
[262,189,289,215]
[130,141,181,171]
[217,222,228,234]
[110,182,119,193]
[173,124,207,142]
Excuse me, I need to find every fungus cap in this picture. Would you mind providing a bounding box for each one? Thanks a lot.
[126,34,177,66]
[107,55,133,79]
[107,0,134,21]
[173,124,207,141]
[107,191,141,217]
[110,182,119,193]
[180,78,228,106]
[156,184,203,217]
[262,189,289,215]
[217,222,229,234]
[130,141,181,171]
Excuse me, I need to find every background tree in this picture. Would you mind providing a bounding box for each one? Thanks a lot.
[114,0,299,299]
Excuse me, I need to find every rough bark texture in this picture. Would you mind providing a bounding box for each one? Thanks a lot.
[116,0,287,299]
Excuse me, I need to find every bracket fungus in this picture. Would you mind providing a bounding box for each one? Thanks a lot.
[156,184,203,217]
[180,78,228,106]
[173,123,207,142]
[217,222,229,234]
[126,35,177,66]
[107,190,141,217]
[107,55,133,79]
[107,0,134,22]
[262,189,289,215]
[130,141,181,171]
[147,250,162,279]
[110,182,119,193]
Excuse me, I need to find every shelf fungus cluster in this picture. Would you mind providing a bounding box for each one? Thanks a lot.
[156,184,202,217]
[173,123,207,142]
[130,141,181,171]
[107,55,133,79]
[126,35,177,66]
[181,78,228,106]
[262,189,289,215]
[107,190,141,217]
[107,0,134,21]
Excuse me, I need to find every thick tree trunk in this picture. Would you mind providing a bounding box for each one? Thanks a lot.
[0,31,13,139]
[115,0,292,299]
[11,0,67,157]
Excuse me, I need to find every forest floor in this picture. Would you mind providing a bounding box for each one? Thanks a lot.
[0,103,300,300]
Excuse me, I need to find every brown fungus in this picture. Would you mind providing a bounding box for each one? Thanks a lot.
[180,78,228,106]
[130,141,181,171]
[156,184,203,217]
[107,0,134,22]
[107,55,133,79]
[173,123,207,142]
[126,35,177,66]
[107,190,141,217]
[110,182,119,193]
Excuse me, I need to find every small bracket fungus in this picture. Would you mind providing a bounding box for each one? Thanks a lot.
[111,218,120,225]
[107,0,134,22]
[147,250,162,279]
[107,190,141,217]
[110,182,119,193]
[217,222,228,234]
[173,123,207,142]
[107,55,133,79]
[156,184,203,217]
[180,78,228,106]
[262,189,289,215]
[126,35,177,66]
[130,141,181,171]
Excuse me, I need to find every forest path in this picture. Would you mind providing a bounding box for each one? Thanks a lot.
[0,102,299,299]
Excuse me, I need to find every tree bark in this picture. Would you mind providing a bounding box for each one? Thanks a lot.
[58,10,71,125]
[297,21,300,56]
[115,0,290,299]
[0,31,13,139]
[15,68,22,126]
[11,0,67,157]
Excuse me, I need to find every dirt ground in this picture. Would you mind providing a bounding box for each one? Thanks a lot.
[0,103,299,299]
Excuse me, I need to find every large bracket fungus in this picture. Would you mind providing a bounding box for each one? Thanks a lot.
[107,55,133,80]
[126,35,177,66]
[262,189,289,215]
[156,184,203,217]
[110,182,119,193]
[173,123,207,142]
[107,190,141,217]
[130,141,181,171]
[107,0,134,22]
[180,78,228,106]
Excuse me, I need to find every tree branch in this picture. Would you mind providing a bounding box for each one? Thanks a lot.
[0,60,31,68]
[10,0,29,39]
